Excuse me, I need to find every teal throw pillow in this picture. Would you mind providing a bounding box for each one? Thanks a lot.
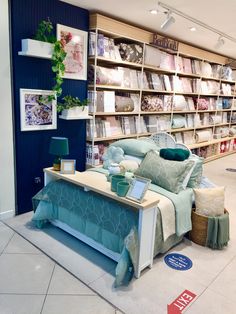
[111,139,158,157]
[135,150,194,194]
[160,148,190,161]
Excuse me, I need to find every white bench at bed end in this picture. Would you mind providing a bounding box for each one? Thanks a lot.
[43,167,159,279]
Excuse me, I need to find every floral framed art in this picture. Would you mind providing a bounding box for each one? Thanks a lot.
[20,89,57,131]
[57,24,88,80]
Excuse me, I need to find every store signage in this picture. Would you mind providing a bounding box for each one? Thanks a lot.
[167,290,196,314]
[152,34,179,52]
[164,253,192,271]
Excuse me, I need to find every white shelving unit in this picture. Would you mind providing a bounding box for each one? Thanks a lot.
[86,14,236,166]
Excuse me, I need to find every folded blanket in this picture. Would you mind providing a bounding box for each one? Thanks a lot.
[149,184,193,236]
[206,213,230,249]
[157,194,175,241]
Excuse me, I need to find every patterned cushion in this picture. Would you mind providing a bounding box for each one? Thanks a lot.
[194,187,225,216]
[135,150,194,194]
[187,155,204,188]
[141,95,163,112]
[118,43,143,64]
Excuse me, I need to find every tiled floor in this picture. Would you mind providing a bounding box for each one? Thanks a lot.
[0,226,119,314]
[1,154,236,314]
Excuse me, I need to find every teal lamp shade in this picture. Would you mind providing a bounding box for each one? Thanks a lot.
[49,137,69,170]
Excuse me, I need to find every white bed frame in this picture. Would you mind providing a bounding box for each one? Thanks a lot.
[44,168,159,278]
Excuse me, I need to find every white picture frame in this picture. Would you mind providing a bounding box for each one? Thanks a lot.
[20,89,57,131]
[57,24,88,81]
[60,159,76,174]
[126,176,151,203]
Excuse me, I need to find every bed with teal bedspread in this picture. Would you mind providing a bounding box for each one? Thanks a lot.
[32,170,193,286]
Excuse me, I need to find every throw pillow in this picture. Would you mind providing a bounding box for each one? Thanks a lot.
[194,187,225,216]
[111,139,158,157]
[160,148,190,161]
[187,154,204,188]
[135,150,194,194]
[119,160,139,172]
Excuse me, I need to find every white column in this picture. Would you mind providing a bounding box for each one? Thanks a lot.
[0,0,15,219]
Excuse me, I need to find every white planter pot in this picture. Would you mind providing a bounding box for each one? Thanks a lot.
[61,106,89,118]
[21,39,54,57]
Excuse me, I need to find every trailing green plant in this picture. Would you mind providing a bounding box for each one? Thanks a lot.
[51,41,67,99]
[57,95,89,113]
[34,18,67,100]
[34,17,56,43]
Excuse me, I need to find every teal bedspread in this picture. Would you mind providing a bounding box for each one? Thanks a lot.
[88,168,193,236]
[32,179,138,286]
[149,184,193,236]
[32,171,192,286]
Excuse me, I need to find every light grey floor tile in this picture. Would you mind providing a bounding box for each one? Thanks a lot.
[208,256,236,303]
[90,258,206,314]
[0,294,45,314]
[163,237,236,286]
[41,295,115,314]
[0,224,14,253]
[5,214,116,285]
[185,288,236,314]
[0,254,54,294]
[48,264,96,295]
[4,233,41,254]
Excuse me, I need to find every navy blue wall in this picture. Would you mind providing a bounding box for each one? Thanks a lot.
[10,0,89,214]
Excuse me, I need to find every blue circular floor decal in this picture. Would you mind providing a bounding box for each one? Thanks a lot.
[164,253,192,271]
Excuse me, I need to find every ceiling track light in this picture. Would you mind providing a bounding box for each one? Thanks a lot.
[158,1,236,44]
[161,11,175,31]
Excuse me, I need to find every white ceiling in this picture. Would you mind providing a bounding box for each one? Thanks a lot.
[62,0,236,60]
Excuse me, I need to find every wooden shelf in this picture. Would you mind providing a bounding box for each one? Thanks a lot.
[88,84,140,91]
[141,111,172,115]
[188,136,236,149]
[143,64,176,75]
[89,56,142,68]
[87,133,137,142]
[170,127,194,133]
[91,111,139,116]
[204,150,236,163]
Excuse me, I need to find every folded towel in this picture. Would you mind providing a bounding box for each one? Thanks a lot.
[206,212,230,249]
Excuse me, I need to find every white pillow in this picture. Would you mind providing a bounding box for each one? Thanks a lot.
[194,187,225,217]
[124,154,143,165]
[119,160,139,172]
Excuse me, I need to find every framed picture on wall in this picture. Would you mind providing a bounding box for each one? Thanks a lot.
[20,89,57,131]
[57,24,88,80]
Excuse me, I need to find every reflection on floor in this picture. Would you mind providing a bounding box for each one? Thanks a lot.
[2,154,236,314]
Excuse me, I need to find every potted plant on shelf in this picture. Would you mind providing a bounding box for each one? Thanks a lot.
[21,18,55,57]
[57,95,89,118]
[20,18,66,99]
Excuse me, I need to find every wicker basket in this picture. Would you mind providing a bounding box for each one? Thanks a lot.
[189,209,228,246]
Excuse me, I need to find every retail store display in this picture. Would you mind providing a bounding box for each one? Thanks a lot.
[87,14,236,166]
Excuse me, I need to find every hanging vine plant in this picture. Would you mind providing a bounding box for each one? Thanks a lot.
[34,18,67,101]
[51,41,67,98]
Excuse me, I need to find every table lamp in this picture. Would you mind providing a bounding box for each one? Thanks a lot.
[49,137,69,171]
